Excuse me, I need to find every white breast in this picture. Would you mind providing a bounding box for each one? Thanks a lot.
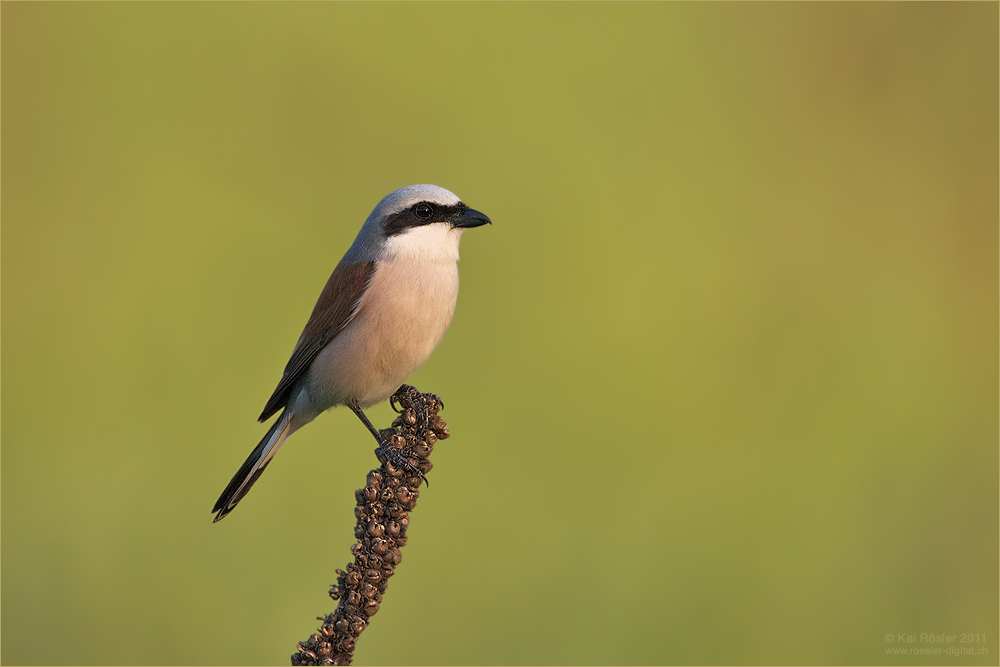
[382,224,464,264]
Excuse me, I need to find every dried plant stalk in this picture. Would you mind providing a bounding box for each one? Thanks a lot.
[291,385,449,666]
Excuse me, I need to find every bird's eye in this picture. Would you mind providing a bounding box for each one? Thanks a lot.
[414,203,433,219]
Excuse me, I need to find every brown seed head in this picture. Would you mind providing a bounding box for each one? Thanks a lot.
[294,386,449,665]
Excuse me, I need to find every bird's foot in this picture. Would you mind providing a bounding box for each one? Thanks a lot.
[389,385,418,414]
[375,431,429,487]
[390,385,443,415]
[423,392,444,414]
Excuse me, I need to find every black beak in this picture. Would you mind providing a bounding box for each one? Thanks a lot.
[450,207,492,229]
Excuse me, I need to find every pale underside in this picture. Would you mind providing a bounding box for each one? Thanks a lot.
[286,223,463,432]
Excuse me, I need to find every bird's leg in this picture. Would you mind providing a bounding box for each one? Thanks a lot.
[347,399,384,443]
[347,399,427,484]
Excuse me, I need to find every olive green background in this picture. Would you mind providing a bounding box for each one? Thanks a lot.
[2,3,997,665]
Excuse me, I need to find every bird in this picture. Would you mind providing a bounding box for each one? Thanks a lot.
[212,184,491,522]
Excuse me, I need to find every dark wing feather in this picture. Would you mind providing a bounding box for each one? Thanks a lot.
[258,261,376,422]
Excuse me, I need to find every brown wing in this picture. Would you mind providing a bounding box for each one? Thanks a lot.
[258,261,376,422]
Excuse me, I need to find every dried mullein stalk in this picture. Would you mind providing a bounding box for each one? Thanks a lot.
[291,385,450,666]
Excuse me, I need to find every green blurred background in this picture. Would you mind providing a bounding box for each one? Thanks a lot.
[2,3,996,665]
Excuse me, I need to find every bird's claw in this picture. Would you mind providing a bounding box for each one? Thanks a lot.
[376,441,429,487]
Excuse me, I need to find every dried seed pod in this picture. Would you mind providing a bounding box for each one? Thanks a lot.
[294,386,448,665]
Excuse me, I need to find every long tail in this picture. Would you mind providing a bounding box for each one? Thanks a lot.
[212,410,293,522]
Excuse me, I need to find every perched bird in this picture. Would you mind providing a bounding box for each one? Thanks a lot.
[212,184,491,522]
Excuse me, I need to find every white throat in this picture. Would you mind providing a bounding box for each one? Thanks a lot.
[382,224,462,263]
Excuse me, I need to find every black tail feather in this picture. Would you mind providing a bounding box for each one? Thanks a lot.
[213,412,291,522]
